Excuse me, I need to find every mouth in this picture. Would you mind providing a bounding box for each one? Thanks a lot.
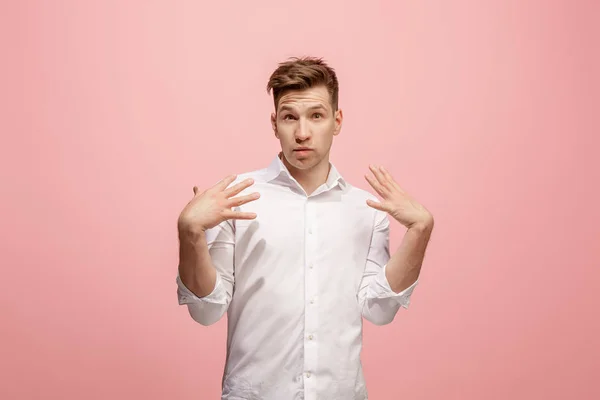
[293,148,312,152]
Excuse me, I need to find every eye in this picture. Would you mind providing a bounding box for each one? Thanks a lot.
[312,113,323,119]
[283,114,296,120]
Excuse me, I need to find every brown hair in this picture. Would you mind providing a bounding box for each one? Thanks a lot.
[266,56,339,112]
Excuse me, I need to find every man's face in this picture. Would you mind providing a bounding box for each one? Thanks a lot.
[271,85,343,171]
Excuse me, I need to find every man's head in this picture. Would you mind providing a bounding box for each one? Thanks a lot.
[267,57,343,172]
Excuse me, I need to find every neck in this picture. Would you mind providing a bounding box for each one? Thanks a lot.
[280,152,331,196]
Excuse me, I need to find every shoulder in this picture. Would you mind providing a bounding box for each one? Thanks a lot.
[344,184,378,203]
[229,165,272,186]
[221,165,276,199]
[342,183,389,228]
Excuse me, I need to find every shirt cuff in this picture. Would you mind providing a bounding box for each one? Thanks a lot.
[176,271,228,305]
[368,264,419,309]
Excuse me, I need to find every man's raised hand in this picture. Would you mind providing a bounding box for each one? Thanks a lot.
[178,175,260,234]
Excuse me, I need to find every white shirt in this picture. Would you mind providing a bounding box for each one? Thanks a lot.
[176,154,418,400]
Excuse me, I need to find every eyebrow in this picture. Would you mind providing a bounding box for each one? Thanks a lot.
[278,105,328,113]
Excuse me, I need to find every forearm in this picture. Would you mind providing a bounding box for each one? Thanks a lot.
[385,219,433,293]
[178,229,217,298]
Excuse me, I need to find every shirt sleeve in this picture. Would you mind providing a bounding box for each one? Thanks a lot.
[358,209,419,326]
[175,219,235,326]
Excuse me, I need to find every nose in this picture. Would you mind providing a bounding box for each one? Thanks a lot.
[294,119,311,142]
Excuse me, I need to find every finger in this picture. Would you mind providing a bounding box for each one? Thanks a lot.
[369,165,389,189]
[226,192,260,208]
[365,174,386,198]
[379,166,396,185]
[223,210,257,220]
[380,166,404,192]
[366,199,387,212]
[193,186,199,195]
[224,178,255,198]
[214,174,238,192]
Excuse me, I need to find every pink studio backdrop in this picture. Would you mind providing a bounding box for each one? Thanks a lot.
[1,1,598,399]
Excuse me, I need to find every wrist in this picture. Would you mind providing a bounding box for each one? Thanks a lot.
[178,221,207,243]
[408,216,434,234]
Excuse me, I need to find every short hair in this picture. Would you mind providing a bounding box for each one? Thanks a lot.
[266,56,339,112]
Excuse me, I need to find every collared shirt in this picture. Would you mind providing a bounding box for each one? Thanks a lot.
[176,154,418,400]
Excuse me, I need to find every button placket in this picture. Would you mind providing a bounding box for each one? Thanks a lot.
[303,199,318,397]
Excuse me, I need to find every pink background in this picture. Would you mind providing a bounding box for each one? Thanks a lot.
[2,1,599,399]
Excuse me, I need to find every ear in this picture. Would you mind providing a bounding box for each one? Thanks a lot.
[333,109,343,136]
[271,112,278,138]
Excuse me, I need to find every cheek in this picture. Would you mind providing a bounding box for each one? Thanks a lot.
[315,123,336,141]
[275,125,294,143]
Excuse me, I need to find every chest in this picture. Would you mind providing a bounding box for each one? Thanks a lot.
[233,187,374,272]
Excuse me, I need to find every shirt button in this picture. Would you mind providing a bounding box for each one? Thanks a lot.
[308,334,313,340]
[306,372,311,378]
[310,298,315,304]
[309,263,314,269]
[308,228,313,234]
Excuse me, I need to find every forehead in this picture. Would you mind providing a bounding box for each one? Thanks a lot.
[277,86,331,110]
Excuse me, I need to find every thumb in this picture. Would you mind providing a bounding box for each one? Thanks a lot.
[366,199,386,212]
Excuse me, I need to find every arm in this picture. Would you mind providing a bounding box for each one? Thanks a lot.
[176,221,235,326]
[384,219,432,293]
[358,211,420,326]
[360,164,435,325]
[175,175,259,326]
[178,228,218,298]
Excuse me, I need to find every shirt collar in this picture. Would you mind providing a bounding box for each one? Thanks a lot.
[264,153,347,191]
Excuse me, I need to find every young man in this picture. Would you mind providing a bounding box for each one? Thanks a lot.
[176,57,434,399]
